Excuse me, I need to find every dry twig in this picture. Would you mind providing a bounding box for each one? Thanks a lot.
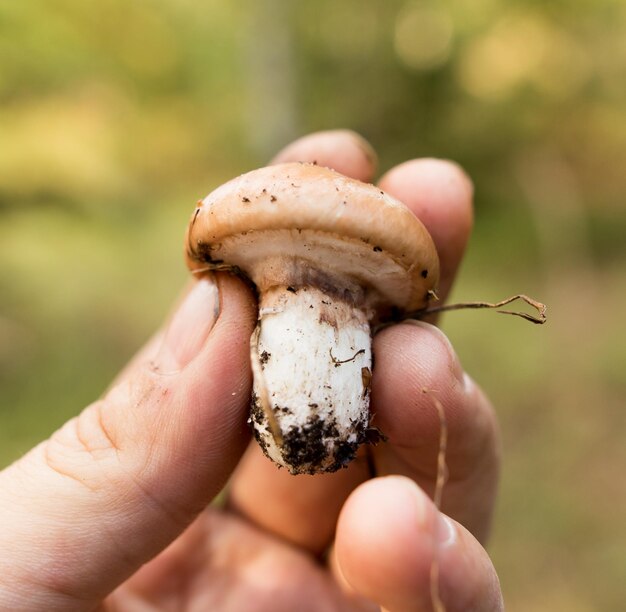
[408,294,547,325]
[422,390,448,612]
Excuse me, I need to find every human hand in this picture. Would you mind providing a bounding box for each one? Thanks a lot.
[0,131,503,611]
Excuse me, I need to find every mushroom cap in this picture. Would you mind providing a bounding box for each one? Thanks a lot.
[186,162,439,313]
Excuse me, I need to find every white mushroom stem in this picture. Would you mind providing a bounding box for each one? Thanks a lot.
[250,284,372,474]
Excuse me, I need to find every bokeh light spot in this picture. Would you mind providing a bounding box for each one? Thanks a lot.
[394,1,454,71]
[456,10,591,101]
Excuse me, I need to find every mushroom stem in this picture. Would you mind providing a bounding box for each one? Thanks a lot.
[250,284,372,474]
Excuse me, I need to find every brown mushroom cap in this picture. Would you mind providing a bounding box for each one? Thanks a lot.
[186,162,439,313]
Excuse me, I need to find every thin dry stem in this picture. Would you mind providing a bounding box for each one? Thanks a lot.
[426,393,448,511]
[409,294,547,325]
[329,348,366,365]
[430,562,445,612]
[423,389,448,612]
[190,263,240,275]
[189,266,214,275]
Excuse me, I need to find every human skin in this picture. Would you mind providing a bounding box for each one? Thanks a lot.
[0,131,503,611]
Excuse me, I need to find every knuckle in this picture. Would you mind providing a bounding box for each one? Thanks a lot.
[43,400,122,493]
[42,385,193,530]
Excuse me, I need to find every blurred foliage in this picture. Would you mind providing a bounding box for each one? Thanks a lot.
[1,0,625,610]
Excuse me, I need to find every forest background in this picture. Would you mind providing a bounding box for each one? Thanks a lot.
[1,1,625,609]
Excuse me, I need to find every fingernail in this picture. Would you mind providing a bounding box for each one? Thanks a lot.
[399,478,456,548]
[346,130,378,169]
[156,277,220,372]
[462,371,475,394]
[436,513,457,548]
[392,476,430,528]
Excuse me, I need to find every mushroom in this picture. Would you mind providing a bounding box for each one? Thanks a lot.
[185,162,439,475]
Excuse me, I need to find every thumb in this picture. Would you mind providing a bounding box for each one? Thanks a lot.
[0,274,256,610]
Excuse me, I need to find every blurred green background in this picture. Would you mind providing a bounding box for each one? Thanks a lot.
[1,0,625,609]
